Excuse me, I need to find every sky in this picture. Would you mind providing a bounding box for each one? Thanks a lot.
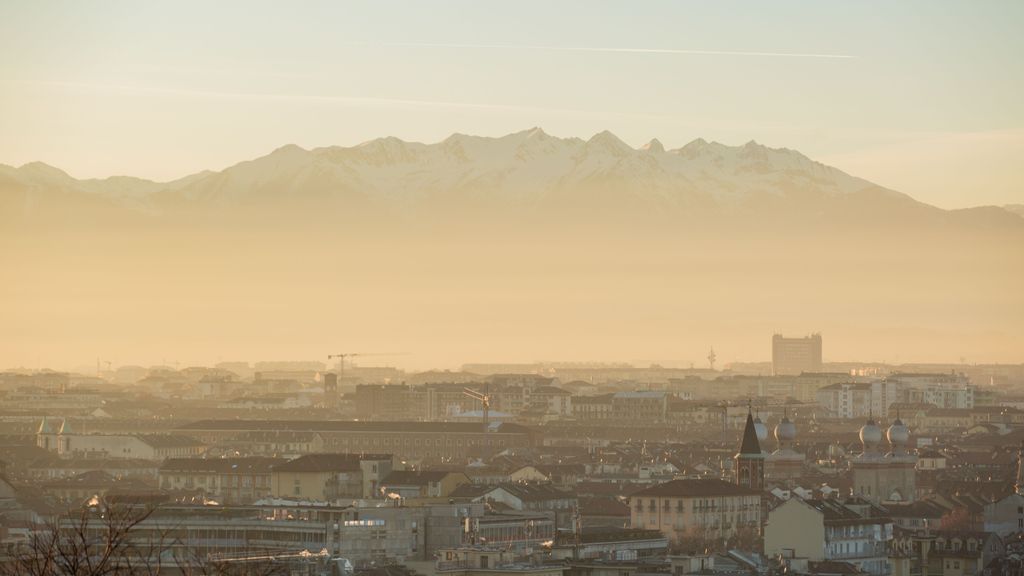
[1,1,1022,209]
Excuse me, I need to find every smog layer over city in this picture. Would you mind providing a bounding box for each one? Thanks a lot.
[1,2,1023,575]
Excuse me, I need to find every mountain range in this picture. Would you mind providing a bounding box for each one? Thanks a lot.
[1,129,1021,368]
[3,128,1021,227]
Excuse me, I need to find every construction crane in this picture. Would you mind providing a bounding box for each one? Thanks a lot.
[95,358,112,377]
[326,352,407,386]
[462,385,491,432]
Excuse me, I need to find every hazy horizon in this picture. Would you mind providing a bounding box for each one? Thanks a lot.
[2,1,1022,373]
[4,127,1022,371]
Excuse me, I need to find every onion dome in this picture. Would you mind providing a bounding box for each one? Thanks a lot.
[753,416,769,444]
[775,416,797,445]
[887,418,909,448]
[859,417,883,450]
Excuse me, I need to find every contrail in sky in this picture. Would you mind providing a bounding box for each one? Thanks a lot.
[361,41,855,60]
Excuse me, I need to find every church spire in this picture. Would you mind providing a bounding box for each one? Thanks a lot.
[735,404,765,492]
[739,410,762,455]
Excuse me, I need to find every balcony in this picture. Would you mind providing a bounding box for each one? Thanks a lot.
[828,542,889,559]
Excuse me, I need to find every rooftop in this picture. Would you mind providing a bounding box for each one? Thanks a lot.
[160,457,286,474]
[176,419,532,434]
[273,453,391,473]
[630,478,761,498]
[382,470,462,486]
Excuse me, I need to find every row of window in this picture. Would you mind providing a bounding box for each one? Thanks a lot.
[163,474,268,488]
[335,436,509,447]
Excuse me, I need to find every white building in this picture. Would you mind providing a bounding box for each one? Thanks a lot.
[765,498,893,576]
[37,417,205,460]
[816,381,901,419]
[890,373,975,409]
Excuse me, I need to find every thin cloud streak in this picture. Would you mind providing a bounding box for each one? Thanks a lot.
[19,79,686,123]
[27,80,556,112]
[361,41,856,60]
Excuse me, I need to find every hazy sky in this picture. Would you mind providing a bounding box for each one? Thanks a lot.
[1,0,1022,209]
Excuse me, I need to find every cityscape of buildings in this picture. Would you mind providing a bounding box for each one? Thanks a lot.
[2,335,1024,575]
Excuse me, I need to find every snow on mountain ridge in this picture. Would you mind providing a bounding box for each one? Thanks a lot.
[5,129,904,215]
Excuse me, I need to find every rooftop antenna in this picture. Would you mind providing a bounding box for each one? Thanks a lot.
[708,347,717,371]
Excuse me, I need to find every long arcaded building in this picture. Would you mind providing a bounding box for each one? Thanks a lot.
[174,420,535,460]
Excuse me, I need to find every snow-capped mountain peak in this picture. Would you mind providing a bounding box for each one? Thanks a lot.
[3,128,932,218]
[642,139,665,153]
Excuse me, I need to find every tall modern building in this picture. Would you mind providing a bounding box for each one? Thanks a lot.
[772,333,823,376]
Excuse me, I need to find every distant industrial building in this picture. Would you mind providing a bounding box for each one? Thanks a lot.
[772,333,823,376]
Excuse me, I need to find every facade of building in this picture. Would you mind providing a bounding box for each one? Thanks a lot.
[772,334,823,376]
[80,502,436,568]
[37,418,205,460]
[817,383,873,419]
[851,417,917,503]
[611,392,669,424]
[816,380,903,420]
[572,395,613,422]
[379,470,470,499]
[764,498,893,576]
[890,531,1003,576]
[270,453,395,501]
[628,479,761,546]
[890,373,975,409]
[175,420,535,461]
[436,547,565,576]
[159,457,285,504]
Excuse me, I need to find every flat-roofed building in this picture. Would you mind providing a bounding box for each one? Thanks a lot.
[772,333,823,376]
[270,453,394,501]
[159,457,285,503]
